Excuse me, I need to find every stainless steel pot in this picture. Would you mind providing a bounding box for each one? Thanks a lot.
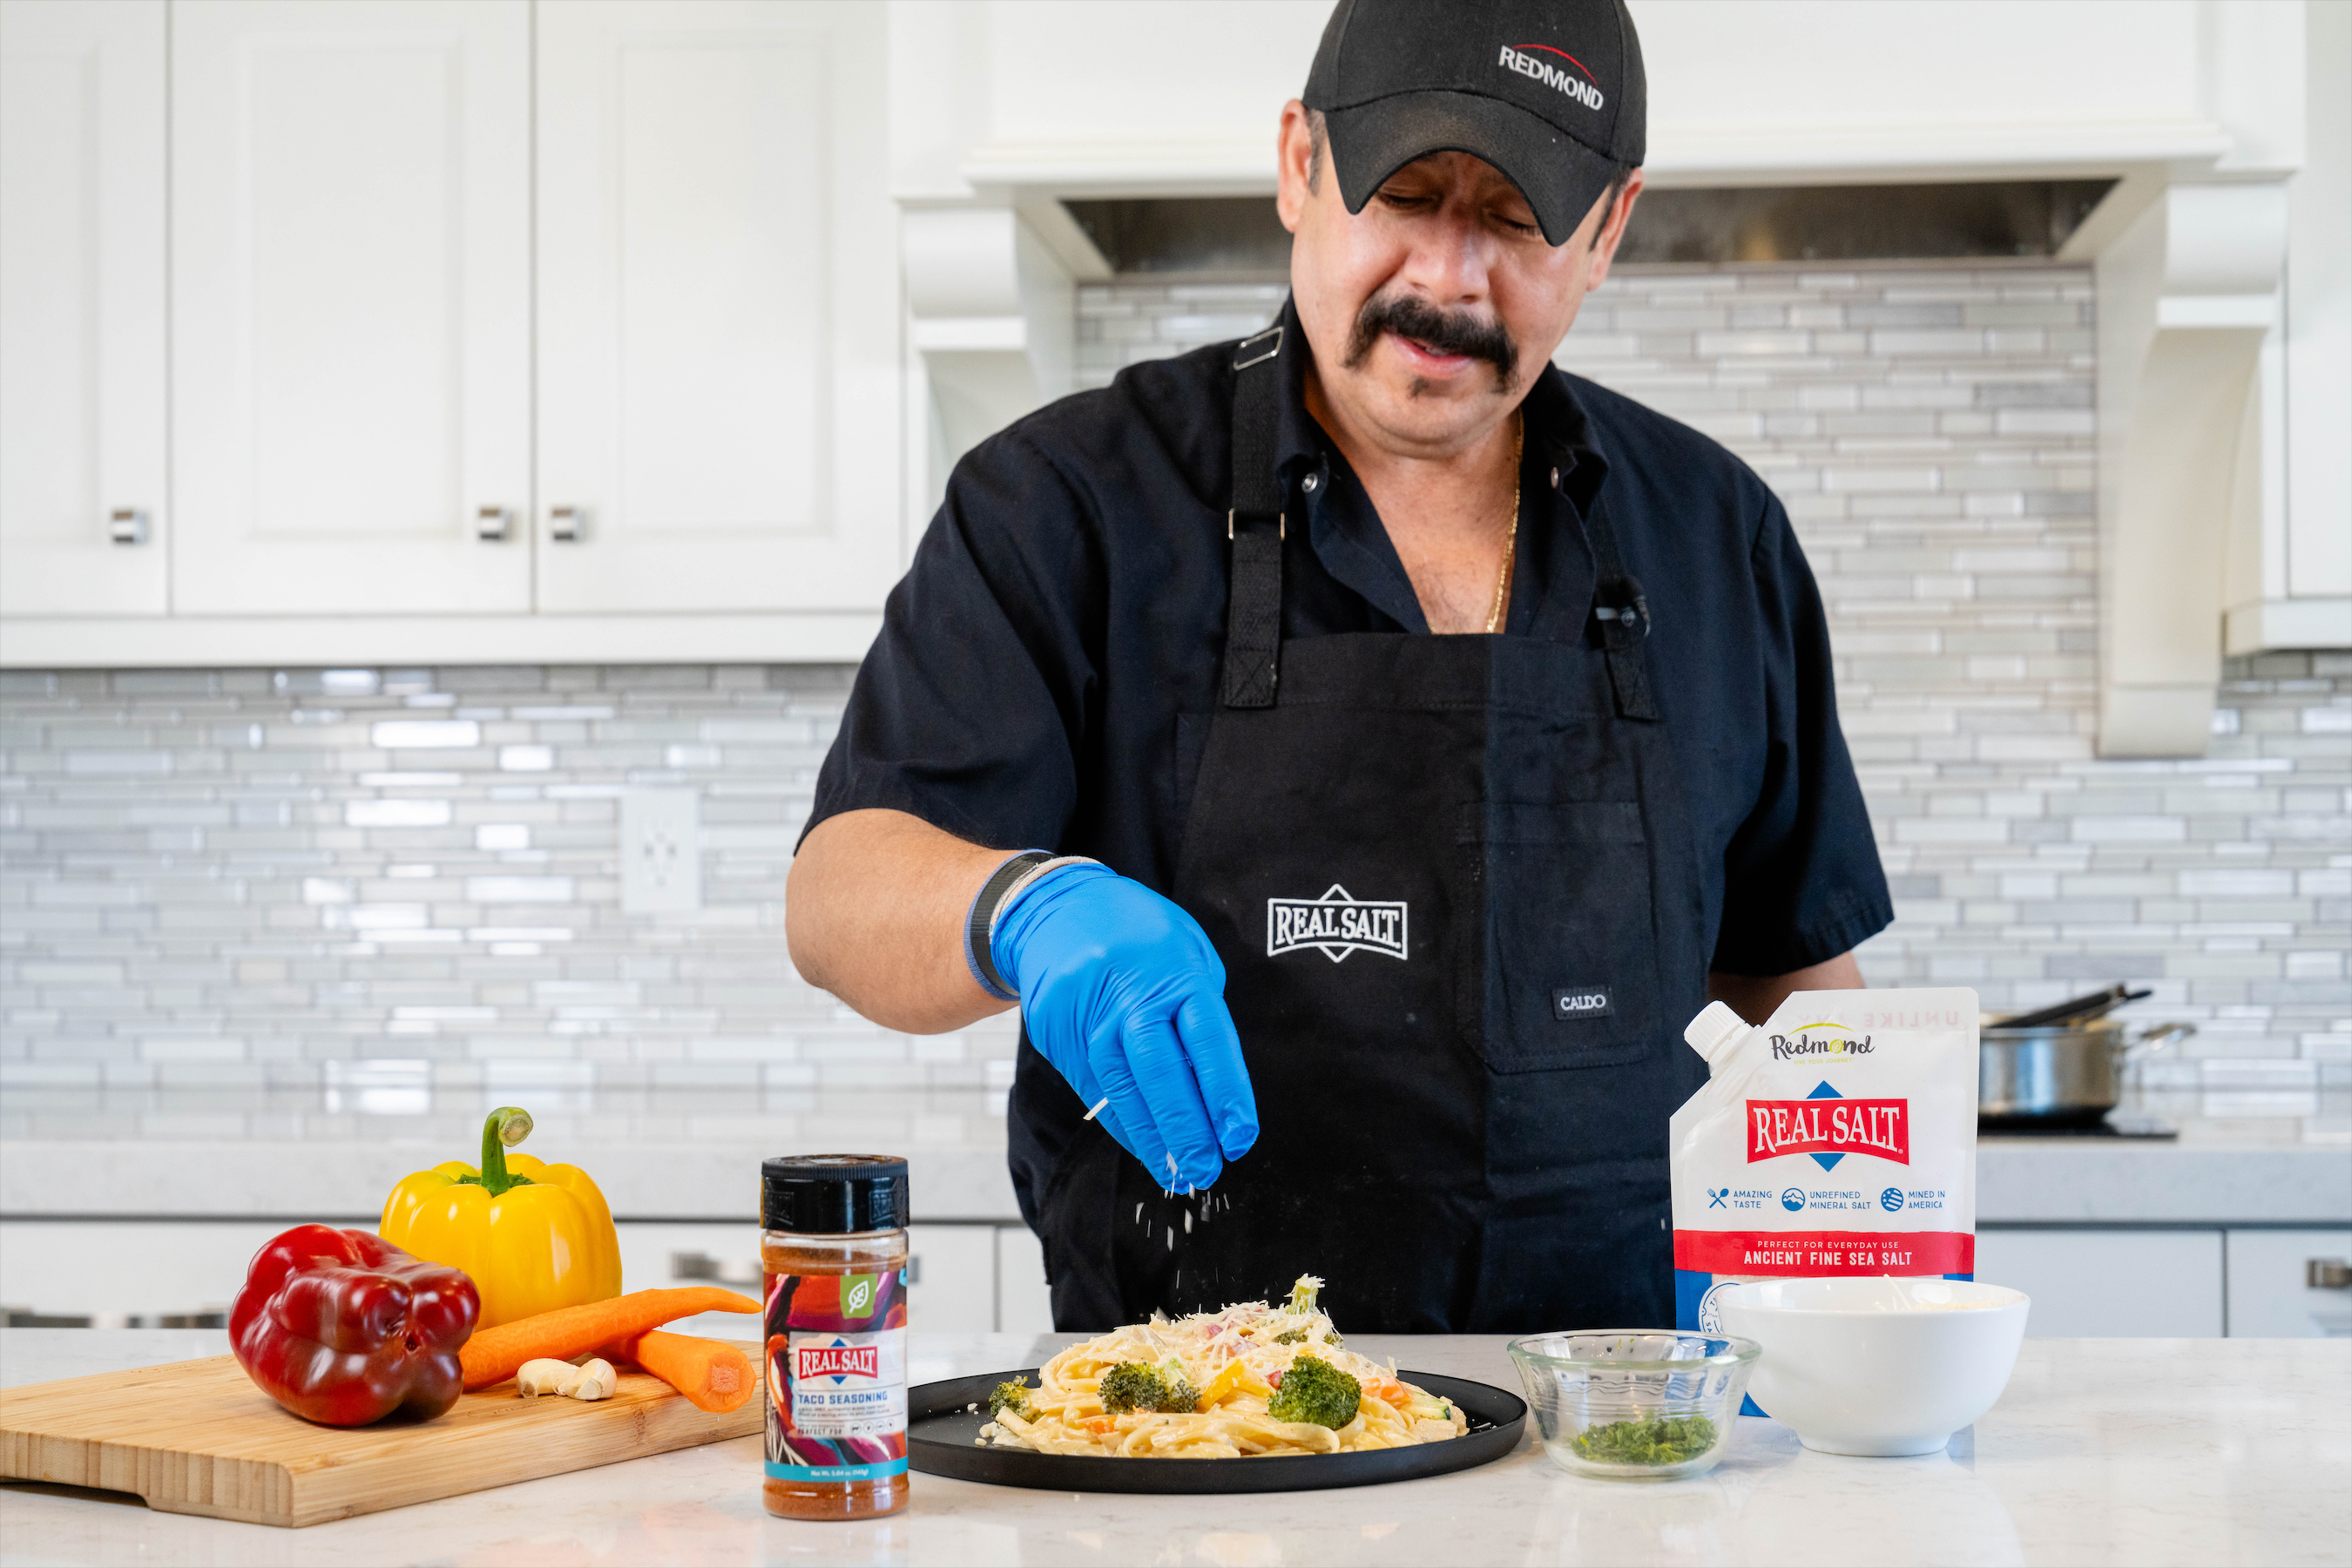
[1978,1017,2194,1130]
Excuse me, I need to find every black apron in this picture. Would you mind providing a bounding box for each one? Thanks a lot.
[1037,326,1712,1333]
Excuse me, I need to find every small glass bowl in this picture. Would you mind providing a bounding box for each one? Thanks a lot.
[1505,1330,1760,1482]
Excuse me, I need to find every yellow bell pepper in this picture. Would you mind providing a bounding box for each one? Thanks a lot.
[1197,1357,1251,1409]
[379,1105,622,1330]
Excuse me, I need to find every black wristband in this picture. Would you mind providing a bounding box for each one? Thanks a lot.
[964,850,1051,1001]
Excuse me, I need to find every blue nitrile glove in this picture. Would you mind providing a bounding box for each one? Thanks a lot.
[992,864,1257,1190]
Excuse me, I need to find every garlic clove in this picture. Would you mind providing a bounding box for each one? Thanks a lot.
[517,1358,584,1399]
[567,1358,618,1401]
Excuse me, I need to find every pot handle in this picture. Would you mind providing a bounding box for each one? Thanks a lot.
[2120,1022,2196,1062]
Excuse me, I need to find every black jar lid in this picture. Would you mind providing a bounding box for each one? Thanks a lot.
[762,1154,909,1233]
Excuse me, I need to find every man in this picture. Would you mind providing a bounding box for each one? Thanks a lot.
[788,0,1891,1333]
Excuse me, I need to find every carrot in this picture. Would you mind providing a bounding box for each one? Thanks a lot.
[459,1287,759,1391]
[606,1329,755,1414]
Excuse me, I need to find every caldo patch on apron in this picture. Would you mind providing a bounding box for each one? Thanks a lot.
[1553,985,1614,1019]
[1265,884,1408,963]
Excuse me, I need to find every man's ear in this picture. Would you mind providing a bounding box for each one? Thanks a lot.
[1583,168,1644,292]
[1275,99,1315,234]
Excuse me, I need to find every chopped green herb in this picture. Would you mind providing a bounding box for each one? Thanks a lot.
[1570,1414,1719,1466]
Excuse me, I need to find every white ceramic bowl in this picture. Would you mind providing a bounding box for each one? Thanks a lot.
[1715,1278,2030,1456]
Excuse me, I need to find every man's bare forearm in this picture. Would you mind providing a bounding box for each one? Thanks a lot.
[786,808,1018,1033]
[1707,950,1865,1026]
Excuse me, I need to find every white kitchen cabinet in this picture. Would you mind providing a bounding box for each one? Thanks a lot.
[611,1220,760,1294]
[0,0,167,617]
[0,1217,1026,1334]
[0,1219,283,1324]
[997,1223,1055,1335]
[533,0,901,615]
[2226,1229,2352,1338]
[1975,1227,2225,1337]
[907,1224,998,1334]
[168,0,531,616]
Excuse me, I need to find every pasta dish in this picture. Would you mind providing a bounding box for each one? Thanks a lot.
[977,1275,1469,1458]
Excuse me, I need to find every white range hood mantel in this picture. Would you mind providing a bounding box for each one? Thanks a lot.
[894,2,2349,757]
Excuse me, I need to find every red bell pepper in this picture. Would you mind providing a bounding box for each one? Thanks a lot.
[229,1223,479,1426]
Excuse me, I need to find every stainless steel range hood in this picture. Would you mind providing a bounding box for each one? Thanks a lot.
[1061,180,2121,278]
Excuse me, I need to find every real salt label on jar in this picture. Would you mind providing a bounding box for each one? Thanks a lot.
[1670,988,1980,1406]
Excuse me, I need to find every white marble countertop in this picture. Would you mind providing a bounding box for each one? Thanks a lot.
[3,1089,2346,1226]
[3,1328,2347,1566]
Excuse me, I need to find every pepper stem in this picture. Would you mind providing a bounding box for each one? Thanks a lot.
[476,1106,536,1196]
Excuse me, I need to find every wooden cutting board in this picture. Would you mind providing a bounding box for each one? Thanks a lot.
[0,1345,762,1527]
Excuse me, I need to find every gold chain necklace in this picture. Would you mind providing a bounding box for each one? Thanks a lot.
[1484,415,1524,635]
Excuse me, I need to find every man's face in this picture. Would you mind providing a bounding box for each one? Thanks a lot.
[1275,100,1640,458]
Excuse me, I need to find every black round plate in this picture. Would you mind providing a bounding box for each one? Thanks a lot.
[907,1369,1526,1494]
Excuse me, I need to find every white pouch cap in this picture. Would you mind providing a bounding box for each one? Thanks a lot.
[1684,1000,1752,1069]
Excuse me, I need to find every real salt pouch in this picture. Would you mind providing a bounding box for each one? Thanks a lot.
[1670,987,1980,1358]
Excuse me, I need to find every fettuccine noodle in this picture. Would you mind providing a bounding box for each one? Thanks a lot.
[977,1275,1469,1458]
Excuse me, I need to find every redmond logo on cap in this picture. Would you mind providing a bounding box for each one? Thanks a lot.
[1267,885,1408,963]
[1552,985,1613,1020]
[1498,43,1605,112]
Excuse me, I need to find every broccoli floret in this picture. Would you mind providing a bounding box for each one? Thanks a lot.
[1287,1274,1324,1315]
[988,1378,1037,1422]
[1267,1353,1362,1429]
[1098,1360,1201,1415]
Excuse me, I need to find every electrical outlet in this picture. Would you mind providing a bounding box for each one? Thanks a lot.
[621,788,701,914]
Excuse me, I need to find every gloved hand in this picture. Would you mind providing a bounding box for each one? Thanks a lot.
[992,865,1257,1190]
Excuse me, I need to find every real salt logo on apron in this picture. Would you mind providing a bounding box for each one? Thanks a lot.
[1668,989,1979,1409]
[1265,884,1408,963]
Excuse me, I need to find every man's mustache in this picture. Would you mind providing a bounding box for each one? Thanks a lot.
[1344,293,1519,387]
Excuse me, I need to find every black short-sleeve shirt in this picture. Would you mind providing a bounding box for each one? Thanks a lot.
[808,299,1893,1160]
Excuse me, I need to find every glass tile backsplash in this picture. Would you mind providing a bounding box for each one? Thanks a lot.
[3,262,2346,1109]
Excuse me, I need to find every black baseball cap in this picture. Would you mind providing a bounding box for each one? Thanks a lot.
[1303,0,1646,247]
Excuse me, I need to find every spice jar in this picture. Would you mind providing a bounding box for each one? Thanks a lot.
[761,1154,910,1520]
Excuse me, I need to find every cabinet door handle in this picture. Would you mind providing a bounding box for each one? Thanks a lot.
[475,505,512,542]
[109,509,149,545]
[668,1251,760,1288]
[2311,1259,2352,1290]
[550,505,586,543]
